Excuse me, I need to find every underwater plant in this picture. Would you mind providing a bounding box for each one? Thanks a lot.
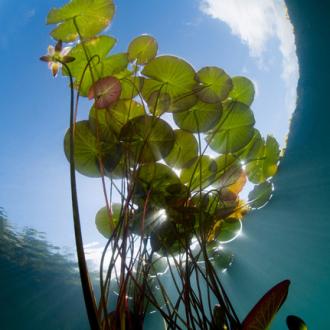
[41,0,306,329]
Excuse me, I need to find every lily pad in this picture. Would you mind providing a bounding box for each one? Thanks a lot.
[196,66,233,103]
[246,135,280,184]
[228,76,255,106]
[128,35,158,65]
[173,100,222,133]
[214,218,241,243]
[248,181,273,209]
[286,315,308,330]
[207,101,255,153]
[88,76,121,109]
[136,163,181,204]
[120,115,175,163]
[180,155,217,191]
[164,129,198,169]
[242,280,290,330]
[64,120,101,177]
[63,35,116,79]
[141,55,197,112]
[47,0,115,42]
[95,203,121,238]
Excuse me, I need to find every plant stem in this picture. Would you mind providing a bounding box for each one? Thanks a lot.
[62,62,100,329]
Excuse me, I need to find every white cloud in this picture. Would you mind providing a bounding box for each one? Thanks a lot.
[200,0,299,114]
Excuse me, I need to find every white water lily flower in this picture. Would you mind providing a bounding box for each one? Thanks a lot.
[40,40,75,77]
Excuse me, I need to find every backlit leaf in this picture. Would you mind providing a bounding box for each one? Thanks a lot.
[47,0,115,42]
[180,155,217,191]
[95,203,121,238]
[248,181,273,209]
[64,120,101,177]
[164,130,198,169]
[141,55,197,112]
[63,35,116,78]
[88,76,121,108]
[173,100,222,133]
[207,101,255,153]
[128,35,158,65]
[120,115,175,163]
[209,218,241,242]
[246,135,280,184]
[196,66,233,103]
[228,76,255,106]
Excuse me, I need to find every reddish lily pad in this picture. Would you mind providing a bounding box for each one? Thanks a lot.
[242,280,290,330]
[88,76,121,109]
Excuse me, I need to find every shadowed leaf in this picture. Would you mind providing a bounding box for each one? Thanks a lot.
[248,181,273,209]
[242,280,290,330]
[286,315,308,330]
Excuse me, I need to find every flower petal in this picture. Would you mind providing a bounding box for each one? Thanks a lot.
[51,62,60,77]
[55,40,63,52]
[40,55,52,62]
[61,46,72,56]
[48,45,55,56]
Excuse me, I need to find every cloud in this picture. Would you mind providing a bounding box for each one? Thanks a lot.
[200,0,299,113]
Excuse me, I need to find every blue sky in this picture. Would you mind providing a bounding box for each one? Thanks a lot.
[0,0,298,252]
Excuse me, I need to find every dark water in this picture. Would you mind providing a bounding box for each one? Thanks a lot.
[0,208,88,329]
[1,0,330,329]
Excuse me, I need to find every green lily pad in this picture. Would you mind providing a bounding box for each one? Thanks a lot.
[246,135,280,184]
[64,120,101,177]
[47,0,115,42]
[173,100,222,133]
[88,97,138,139]
[128,35,158,65]
[164,129,198,169]
[99,100,145,136]
[228,76,255,106]
[141,55,197,112]
[119,75,143,100]
[150,220,189,255]
[216,218,241,243]
[63,35,116,78]
[149,255,168,276]
[207,101,255,153]
[180,155,217,191]
[88,106,117,142]
[136,163,181,200]
[74,53,129,96]
[196,66,233,103]
[209,248,234,270]
[248,181,273,209]
[120,115,175,163]
[95,203,121,238]
[235,129,263,162]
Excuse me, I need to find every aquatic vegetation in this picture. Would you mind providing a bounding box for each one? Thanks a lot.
[41,0,306,329]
